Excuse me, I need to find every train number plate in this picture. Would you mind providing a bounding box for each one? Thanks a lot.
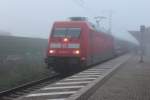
[59,50,68,54]
[62,43,67,48]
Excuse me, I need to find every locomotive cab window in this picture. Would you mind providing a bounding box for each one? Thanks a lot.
[52,28,81,38]
[67,28,81,38]
[53,28,66,37]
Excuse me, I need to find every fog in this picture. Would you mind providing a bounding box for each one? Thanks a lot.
[0,0,149,43]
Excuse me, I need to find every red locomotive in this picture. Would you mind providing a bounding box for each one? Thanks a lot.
[45,17,124,73]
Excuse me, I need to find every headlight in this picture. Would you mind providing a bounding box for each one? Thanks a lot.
[49,50,55,54]
[73,50,80,54]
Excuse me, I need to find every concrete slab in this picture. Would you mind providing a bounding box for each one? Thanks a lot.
[67,54,130,100]
[88,55,150,100]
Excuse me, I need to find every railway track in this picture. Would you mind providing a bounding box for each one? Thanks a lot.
[0,57,113,100]
[0,73,62,100]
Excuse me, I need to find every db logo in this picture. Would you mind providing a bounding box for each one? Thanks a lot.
[62,43,67,48]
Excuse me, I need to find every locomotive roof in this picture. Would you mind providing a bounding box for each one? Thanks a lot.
[54,20,112,37]
[54,21,94,29]
[54,21,100,29]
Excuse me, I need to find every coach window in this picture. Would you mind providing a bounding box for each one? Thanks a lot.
[67,28,81,38]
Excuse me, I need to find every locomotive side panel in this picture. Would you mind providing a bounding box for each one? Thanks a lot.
[89,31,114,64]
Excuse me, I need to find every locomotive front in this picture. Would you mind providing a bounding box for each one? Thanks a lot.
[45,22,86,73]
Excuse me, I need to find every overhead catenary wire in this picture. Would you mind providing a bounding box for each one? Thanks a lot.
[71,0,113,33]
[71,0,97,16]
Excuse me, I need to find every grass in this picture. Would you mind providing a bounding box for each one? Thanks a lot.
[0,36,51,91]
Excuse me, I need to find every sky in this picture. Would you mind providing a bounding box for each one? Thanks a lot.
[0,0,150,43]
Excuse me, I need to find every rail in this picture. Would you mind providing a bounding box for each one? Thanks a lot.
[0,73,60,99]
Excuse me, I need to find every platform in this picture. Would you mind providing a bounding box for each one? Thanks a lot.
[88,55,150,100]
[17,54,130,100]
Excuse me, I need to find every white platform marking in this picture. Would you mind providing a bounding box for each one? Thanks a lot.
[56,81,91,85]
[72,75,100,77]
[42,85,84,90]
[89,68,107,71]
[86,70,106,72]
[88,68,103,70]
[26,91,76,97]
[47,99,66,100]
[78,73,102,75]
[65,78,96,81]
[93,67,112,69]
[83,71,103,73]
